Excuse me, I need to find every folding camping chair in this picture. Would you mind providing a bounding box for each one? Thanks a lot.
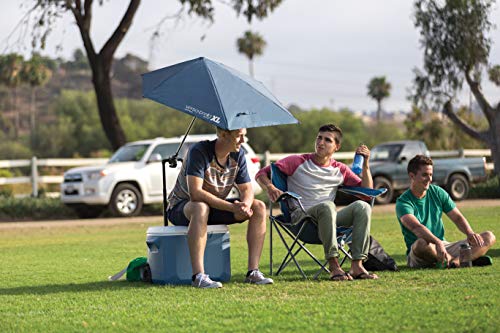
[269,163,387,279]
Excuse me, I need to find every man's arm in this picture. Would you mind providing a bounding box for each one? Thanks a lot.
[356,145,373,188]
[400,213,451,264]
[256,172,283,203]
[446,208,485,247]
[234,182,255,218]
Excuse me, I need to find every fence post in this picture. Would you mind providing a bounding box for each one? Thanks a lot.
[264,150,271,166]
[31,156,38,197]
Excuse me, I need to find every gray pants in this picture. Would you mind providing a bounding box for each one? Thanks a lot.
[291,200,372,261]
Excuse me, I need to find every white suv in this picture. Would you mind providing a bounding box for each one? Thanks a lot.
[60,134,262,218]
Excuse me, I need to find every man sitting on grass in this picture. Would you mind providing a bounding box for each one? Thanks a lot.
[396,155,496,268]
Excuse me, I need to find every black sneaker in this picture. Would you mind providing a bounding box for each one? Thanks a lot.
[472,256,493,267]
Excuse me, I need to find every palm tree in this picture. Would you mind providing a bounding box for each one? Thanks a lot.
[0,54,24,138]
[236,30,266,77]
[21,53,53,145]
[367,76,391,122]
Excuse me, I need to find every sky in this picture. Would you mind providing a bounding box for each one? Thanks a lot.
[1,0,500,113]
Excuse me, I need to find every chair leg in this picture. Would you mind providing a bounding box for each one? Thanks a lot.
[279,241,306,273]
[339,247,352,266]
[273,222,307,278]
[313,260,330,280]
[276,223,330,278]
[276,223,309,276]
[270,218,273,276]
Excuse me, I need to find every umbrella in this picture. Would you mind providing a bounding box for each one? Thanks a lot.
[141,57,298,225]
[142,57,298,131]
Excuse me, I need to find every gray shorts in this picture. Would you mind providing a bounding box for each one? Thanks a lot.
[407,239,468,268]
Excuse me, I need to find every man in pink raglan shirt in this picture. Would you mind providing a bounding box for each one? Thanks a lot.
[256,124,379,281]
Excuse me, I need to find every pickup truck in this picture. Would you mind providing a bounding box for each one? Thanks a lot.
[60,135,262,218]
[369,140,487,204]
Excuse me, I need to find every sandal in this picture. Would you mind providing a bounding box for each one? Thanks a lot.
[330,272,352,281]
[350,272,379,280]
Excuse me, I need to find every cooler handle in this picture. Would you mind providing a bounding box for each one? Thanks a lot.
[146,237,160,253]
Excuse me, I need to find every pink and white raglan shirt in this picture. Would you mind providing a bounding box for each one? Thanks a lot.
[256,154,362,211]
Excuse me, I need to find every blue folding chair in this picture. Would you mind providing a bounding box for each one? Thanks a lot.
[269,163,387,279]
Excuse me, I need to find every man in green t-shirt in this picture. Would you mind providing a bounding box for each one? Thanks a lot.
[395,155,496,268]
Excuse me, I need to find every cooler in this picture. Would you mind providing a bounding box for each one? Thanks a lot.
[146,225,231,285]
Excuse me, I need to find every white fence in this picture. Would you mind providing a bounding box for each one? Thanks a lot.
[0,157,107,197]
[0,150,493,197]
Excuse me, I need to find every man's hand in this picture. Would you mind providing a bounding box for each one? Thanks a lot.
[355,144,371,160]
[232,200,253,220]
[467,232,485,248]
[265,184,283,203]
[436,241,452,267]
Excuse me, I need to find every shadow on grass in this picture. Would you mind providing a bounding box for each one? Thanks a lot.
[486,248,500,258]
[0,280,165,296]
[268,255,410,281]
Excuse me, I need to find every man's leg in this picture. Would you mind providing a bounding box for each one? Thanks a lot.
[408,238,438,268]
[204,199,272,285]
[443,231,496,266]
[183,201,210,275]
[307,201,351,281]
[471,231,496,260]
[246,199,267,270]
[411,231,497,268]
[337,200,378,279]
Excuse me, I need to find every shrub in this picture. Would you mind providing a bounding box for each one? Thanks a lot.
[469,176,500,199]
[0,169,14,198]
[0,197,77,221]
[0,141,32,159]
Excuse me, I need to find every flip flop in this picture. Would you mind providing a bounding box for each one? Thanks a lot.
[472,255,493,267]
[351,272,378,280]
[330,272,351,281]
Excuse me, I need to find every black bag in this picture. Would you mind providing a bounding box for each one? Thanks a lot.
[362,236,398,271]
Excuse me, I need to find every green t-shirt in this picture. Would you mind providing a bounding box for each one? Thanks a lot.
[395,184,456,255]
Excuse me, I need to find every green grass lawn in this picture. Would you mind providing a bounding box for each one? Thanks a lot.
[0,206,498,332]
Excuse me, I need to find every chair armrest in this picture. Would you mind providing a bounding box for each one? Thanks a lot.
[275,191,308,224]
[339,186,387,203]
[276,191,302,202]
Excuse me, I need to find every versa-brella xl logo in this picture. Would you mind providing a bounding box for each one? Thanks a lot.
[185,105,220,124]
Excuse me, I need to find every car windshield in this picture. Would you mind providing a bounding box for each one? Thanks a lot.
[108,144,150,163]
[150,143,191,160]
[370,144,403,162]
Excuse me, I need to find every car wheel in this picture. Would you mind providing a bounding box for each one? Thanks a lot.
[374,177,394,205]
[109,183,143,217]
[446,174,469,201]
[68,204,104,219]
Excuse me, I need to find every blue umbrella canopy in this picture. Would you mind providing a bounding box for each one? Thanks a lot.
[142,57,298,130]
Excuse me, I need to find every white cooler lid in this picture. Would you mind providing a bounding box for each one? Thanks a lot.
[147,225,228,236]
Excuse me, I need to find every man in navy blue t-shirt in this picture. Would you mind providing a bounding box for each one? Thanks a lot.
[167,127,273,288]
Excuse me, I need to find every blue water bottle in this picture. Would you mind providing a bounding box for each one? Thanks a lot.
[351,153,364,175]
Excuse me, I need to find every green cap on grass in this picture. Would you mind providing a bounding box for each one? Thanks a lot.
[126,257,148,282]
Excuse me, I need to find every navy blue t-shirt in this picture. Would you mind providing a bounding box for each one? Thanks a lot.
[167,140,250,208]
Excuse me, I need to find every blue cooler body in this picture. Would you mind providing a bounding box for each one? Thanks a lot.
[146,225,231,285]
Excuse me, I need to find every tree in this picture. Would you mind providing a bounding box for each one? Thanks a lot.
[27,0,284,150]
[236,30,267,77]
[20,53,53,145]
[367,76,391,123]
[0,53,24,138]
[65,48,90,71]
[412,0,500,177]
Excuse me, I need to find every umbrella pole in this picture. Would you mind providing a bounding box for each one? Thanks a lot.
[162,117,197,226]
